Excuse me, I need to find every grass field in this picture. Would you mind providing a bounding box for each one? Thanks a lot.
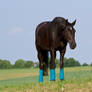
[0,67,92,92]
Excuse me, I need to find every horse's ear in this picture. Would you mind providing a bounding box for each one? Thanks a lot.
[66,19,68,22]
[72,20,76,26]
[65,19,68,25]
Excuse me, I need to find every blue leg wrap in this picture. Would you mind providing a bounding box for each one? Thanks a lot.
[50,69,55,81]
[60,69,64,80]
[39,70,43,83]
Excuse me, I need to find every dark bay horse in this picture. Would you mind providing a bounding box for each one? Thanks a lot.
[35,17,76,82]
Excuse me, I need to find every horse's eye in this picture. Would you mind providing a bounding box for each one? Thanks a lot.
[69,27,72,30]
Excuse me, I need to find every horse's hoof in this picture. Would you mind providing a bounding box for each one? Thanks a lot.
[60,79,64,81]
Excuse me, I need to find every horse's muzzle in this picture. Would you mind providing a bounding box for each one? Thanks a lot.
[70,42,76,49]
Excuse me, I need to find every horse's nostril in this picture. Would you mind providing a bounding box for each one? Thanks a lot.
[70,42,76,49]
[72,43,76,49]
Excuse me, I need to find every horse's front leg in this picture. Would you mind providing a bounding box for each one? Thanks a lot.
[59,48,66,80]
[50,49,56,81]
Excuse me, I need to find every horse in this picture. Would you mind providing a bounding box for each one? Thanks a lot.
[35,17,76,82]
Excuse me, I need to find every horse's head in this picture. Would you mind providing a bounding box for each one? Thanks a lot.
[64,19,76,49]
[52,17,76,49]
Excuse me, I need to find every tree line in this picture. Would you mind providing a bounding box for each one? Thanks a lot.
[0,58,92,69]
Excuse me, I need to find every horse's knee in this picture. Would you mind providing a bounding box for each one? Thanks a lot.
[39,63,43,69]
[50,62,56,69]
[60,61,64,69]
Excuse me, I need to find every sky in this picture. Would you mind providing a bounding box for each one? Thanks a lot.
[0,0,92,64]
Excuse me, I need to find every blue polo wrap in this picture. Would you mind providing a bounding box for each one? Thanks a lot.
[39,69,43,83]
[60,69,64,80]
[50,69,55,81]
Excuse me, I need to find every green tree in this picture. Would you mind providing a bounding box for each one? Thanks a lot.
[0,60,3,68]
[82,63,89,66]
[24,61,34,68]
[90,63,92,66]
[0,59,11,69]
[14,59,25,68]
[64,58,81,67]
[48,57,81,67]
[34,62,39,68]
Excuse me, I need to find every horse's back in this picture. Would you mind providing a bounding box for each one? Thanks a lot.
[35,21,51,50]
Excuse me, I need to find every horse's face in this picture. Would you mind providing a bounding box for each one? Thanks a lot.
[52,17,76,49]
[64,20,76,49]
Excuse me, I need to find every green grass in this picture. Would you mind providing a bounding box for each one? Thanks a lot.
[0,67,92,92]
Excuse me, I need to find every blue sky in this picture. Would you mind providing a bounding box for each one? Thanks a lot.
[0,0,92,64]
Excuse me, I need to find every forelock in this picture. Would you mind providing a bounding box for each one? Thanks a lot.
[52,17,66,23]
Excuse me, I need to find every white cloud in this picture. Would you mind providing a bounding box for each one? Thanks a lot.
[9,26,24,35]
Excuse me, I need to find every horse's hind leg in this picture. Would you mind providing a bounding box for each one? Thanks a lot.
[43,51,48,76]
[37,48,44,82]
